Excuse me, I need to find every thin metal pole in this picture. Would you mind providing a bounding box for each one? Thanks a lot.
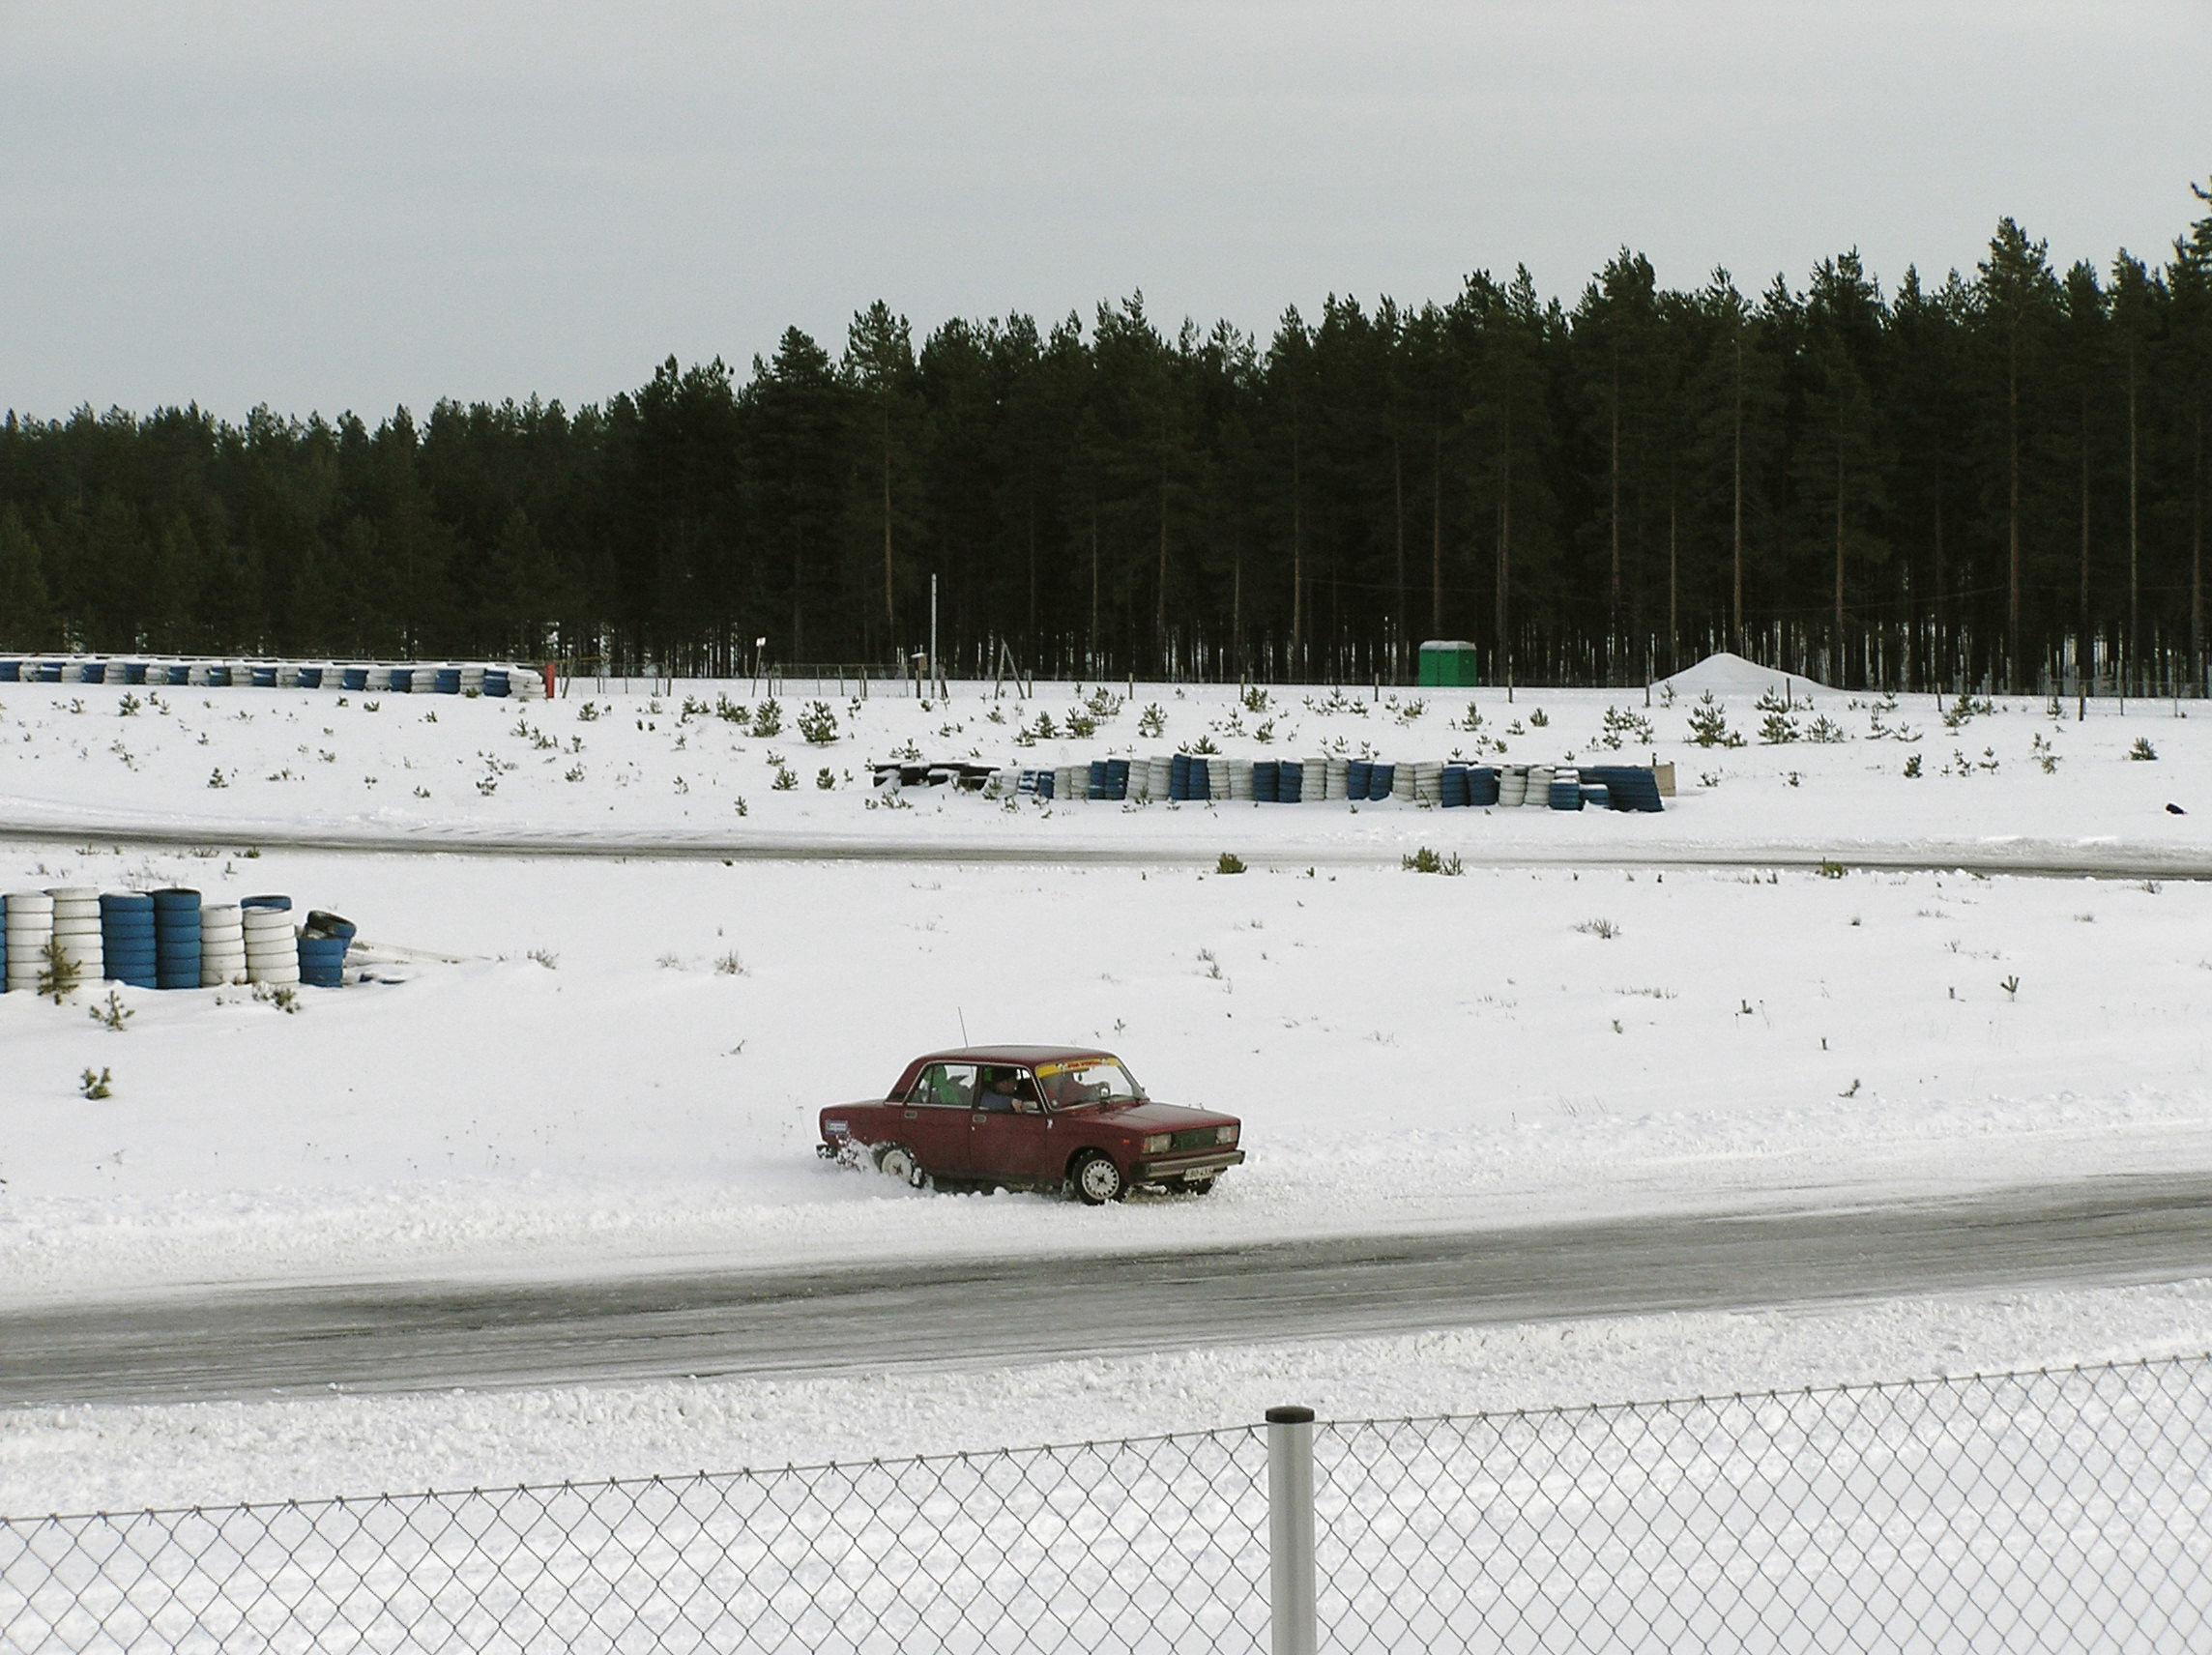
[930,573,940,699]
[1267,1405,1317,1655]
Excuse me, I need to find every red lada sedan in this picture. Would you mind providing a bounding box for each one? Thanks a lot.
[817,1046,1244,1204]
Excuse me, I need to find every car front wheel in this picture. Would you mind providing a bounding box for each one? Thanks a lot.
[1071,1151,1126,1205]
[875,1144,926,1189]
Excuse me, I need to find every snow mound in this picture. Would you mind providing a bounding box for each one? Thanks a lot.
[1655,652,1833,702]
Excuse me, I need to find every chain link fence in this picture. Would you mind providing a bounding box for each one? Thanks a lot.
[5,1353,2209,1653]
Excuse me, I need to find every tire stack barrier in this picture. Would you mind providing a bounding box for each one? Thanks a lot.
[200,904,247,986]
[4,892,53,993]
[1197,757,1219,800]
[1548,768,1585,810]
[1251,760,1280,803]
[100,892,157,988]
[242,896,299,985]
[1582,782,1613,809]
[1469,766,1501,805]
[1526,765,1554,806]
[1369,763,1396,801]
[1498,766,1528,805]
[1279,759,1304,803]
[152,888,202,990]
[1580,766,1666,812]
[298,911,355,988]
[1411,761,1443,803]
[47,888,102,984]
[1441,765,1470,807]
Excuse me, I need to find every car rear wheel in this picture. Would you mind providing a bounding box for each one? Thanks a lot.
[874,1144,926,1189]
[1071,1151,1126,1205]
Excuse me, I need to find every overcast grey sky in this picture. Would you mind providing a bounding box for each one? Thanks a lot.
[3,1,2206,421]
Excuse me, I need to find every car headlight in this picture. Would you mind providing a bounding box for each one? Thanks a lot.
[1216,1125,1237,1145]
[1142,1134,1171,1154]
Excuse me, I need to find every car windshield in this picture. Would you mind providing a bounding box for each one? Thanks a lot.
[1034,1059,1144,1109]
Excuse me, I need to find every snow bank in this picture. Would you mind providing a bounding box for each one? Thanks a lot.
[1653,650,1833,701]
[7,1277,2209,1513]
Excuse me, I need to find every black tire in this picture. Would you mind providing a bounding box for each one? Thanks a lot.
[874,1143,926,1189]
[1071,1151,1127,1205]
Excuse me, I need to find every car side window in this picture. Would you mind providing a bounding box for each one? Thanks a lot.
[910,1062,979,1108]
[977,1066,1043,1114]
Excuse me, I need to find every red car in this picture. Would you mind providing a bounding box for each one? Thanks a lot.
[817,1046,1244,1204]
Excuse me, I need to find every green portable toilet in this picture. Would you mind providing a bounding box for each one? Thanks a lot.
[1417,640,1481,687]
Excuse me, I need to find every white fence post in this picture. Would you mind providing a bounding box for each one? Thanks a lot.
[1267,1405,1318,1655]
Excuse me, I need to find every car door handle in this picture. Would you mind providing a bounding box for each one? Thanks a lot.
[903,1109,917,1119]
[972,1114,988,1123]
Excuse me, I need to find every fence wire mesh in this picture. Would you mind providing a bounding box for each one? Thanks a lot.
[4,1354,2209,1653]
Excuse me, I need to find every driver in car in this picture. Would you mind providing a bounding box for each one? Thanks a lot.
[979,1067,1042,1114]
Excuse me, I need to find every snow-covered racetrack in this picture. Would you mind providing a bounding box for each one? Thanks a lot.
[8,1174,2208,1407]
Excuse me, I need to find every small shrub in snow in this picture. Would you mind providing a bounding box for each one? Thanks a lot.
[1573,917,1620,940]
[117,692,142,716]
[771,762,798,790]
[1818,859,1848,879]
[1685,692,1743,747]
[1942,694,1995,728]
[797,701,839,744]
[1215,852,1247,875]
[207,768,229,789]
[1138,703,1167,738]
[1527,708,1549,727]
[815,768,835,789]
[527,947,559,970]
[89,989,132,1031]
[750,700,783,738]
[1600,706,1654,748]
[2031,733,2061,772]
[1805,715,1848,743]
[2130,737,2158,761]
[1064,708,1097,739]
[1757,689,1799,744]
[37,939,80,1002]
[252,982,301,1014]
[1191,734,1220,755]
[1402,847,1463,876]
[1903,753,1923,777]
[79,1067,113,1100]
[2000,974,2021,1000]
[576,701,602,722]
[715,695,746,723]
[714,950,748,976]
[1240,684,1269,714]
[1394,697,1426,725]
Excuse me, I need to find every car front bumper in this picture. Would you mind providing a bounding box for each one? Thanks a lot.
[1130,1148,1246,1184]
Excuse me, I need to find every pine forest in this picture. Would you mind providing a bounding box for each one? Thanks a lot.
[4,191,2211,694]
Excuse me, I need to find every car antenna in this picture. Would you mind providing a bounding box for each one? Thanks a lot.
[957,1007,970,1044]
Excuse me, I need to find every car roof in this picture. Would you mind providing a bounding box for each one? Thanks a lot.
[908,1045,1120,1068]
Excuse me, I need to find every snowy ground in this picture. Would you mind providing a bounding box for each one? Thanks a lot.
[2,661,2208,865]
[4,665,2211,1514]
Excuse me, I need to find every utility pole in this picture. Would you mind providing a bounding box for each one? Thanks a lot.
[930,572,942,699]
